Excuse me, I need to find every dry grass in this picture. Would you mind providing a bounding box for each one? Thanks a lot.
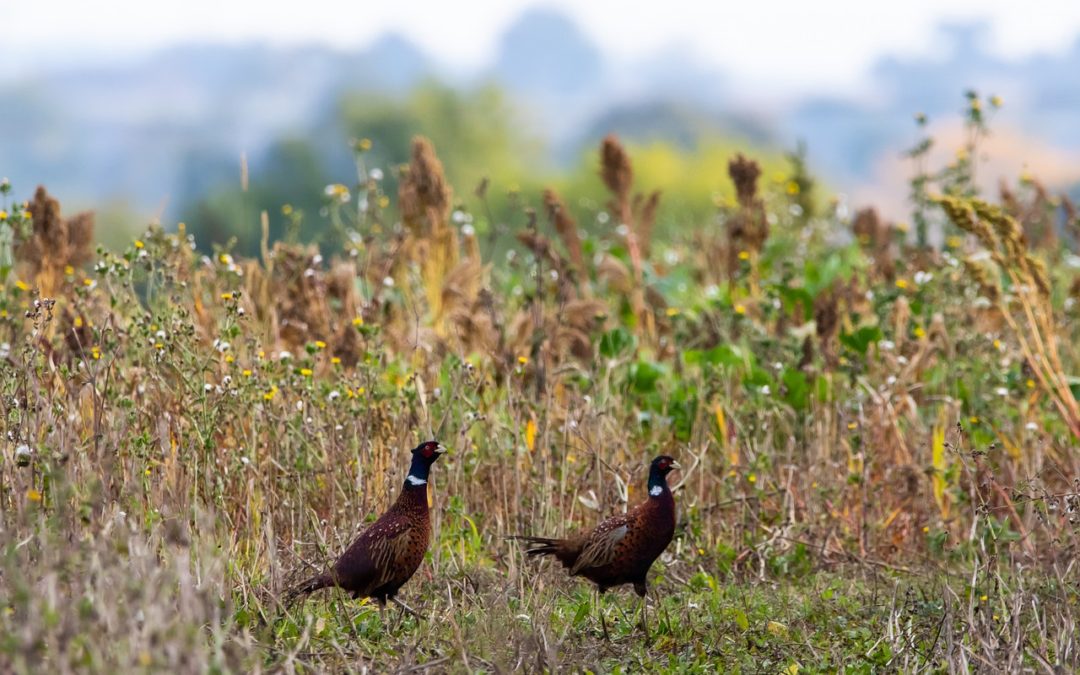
[1,134,1079,672]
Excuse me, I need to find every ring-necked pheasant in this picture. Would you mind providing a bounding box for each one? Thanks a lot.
[514,455,680,636]
[284,440,445,619]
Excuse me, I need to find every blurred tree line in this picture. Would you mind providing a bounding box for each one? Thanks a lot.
[181,80,793,255]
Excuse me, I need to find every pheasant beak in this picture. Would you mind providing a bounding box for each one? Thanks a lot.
[669,460,683,471]
[436,443,448,456]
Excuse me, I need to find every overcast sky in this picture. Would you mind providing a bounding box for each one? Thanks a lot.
[8,0,1080,91]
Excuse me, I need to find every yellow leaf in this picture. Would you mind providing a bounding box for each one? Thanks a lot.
[931,412,950,520]
[716,403,737,466]
[881,506,903,529]
[525,419,537,452]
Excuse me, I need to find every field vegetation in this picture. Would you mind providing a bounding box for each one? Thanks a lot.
[1,92,1079,672]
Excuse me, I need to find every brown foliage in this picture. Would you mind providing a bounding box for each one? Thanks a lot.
[16,186,95,296]
[542,188,585,277]
[851,207,896,280]
[399,136,452,235]
[725,154,768,280]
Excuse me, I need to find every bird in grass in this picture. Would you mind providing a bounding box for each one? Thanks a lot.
[513,455,680,637]
[285,440,445,620]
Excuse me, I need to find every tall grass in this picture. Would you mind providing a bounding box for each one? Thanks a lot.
[1,124,1078,671]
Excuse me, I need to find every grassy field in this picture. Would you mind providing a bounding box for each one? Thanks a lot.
[2,108,1080,672]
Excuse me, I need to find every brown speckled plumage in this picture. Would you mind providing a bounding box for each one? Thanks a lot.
[516,456,679,596]
[286,441,444,606]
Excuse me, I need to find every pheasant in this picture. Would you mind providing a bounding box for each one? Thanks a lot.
[285,440,445,619]
[514,455,680,636]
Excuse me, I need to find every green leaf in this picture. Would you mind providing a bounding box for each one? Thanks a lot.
[733,608,750,632]
[599,327,635,359]
[684,344,754,369]
[630,360,666,393]
[839,325,882,355]
[573,600,590,625]
[775,285,815,322]
[744,366,776,389]
[782,368,809,411]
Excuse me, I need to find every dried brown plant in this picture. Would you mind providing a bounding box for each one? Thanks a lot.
[938,193,1080,439]
[399,137,452,235]
[851,207,896,280]
[542,188,585,278]
[599,135,661,266]
[814,286,840,369]
[15,186,95,297]
[1000,178,1059,250]
[725,154,768,281]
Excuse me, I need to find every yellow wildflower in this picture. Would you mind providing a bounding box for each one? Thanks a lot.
[665,307,680,317]
[0,210,7,220]
[314,340,326,350]
[299,368,313,377]
[1026,379,1035,389]
[847,422,857,430]
[734,304,746,315]
[91,346,102,360]
[282,204,293,216]
[134,240,144,249]
[378,195,390,209]
[895,279,909,289]
[263,387,278,401]
[914,326,926,338]
[225,355,234,364]
[242,369,253,377]
[737,250,750,261]
[786,181,800,195]
[990,95,1003,108]
[352,316,364,327]
[154,342,164,350]
[331,356,341,365]
[14,280,29,292]
[64,265,74,275]
[748,473,757,484]
[27,489,42,502]
[83,278,94,287]
[358,138,372,151]
[221,292,233,300]
[74,316,83,328]
[517,355,529,365]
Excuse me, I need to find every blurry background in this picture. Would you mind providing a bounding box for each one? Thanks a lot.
[4,0,1080,252]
